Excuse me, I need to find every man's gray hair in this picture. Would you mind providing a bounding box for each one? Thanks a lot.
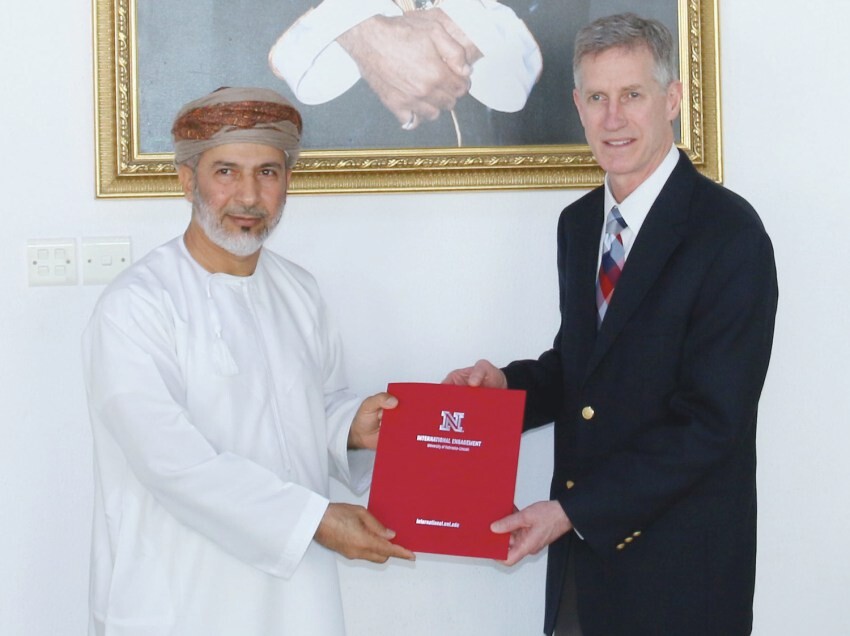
[573,13,678,89]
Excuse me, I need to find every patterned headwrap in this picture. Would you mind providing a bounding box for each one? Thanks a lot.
[171,87,303,168]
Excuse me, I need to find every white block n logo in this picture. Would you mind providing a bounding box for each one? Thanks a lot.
[439,410,465,433]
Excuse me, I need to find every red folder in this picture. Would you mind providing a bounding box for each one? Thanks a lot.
[368,382,526,559]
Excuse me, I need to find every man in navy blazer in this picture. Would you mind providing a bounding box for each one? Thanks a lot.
[445,13,778,636]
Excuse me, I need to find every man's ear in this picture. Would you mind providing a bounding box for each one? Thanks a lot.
[177,164,195,201]
[666,80,684,122]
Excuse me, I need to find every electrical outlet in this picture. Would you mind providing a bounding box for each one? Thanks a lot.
[27,239,77,286]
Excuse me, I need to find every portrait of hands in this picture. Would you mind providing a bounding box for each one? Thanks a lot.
[269,0,542,145]
[337,10,481,130]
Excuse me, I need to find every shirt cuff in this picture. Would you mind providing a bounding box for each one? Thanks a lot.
[439,0,542,111]
[347,448,377,495]
[274,487,329,579]
[268,0,402,104]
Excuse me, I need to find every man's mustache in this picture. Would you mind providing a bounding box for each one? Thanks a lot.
[225,206,268,219]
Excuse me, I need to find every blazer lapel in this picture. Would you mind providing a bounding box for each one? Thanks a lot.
[584,154,697,379]
[562,189,605,373]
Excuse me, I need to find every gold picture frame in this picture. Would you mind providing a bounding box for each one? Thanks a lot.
[93,0,720,197]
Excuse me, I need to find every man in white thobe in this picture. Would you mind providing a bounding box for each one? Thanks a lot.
[83,87,414,636]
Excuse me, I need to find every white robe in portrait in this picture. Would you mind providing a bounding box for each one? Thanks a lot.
[83,237,371,636]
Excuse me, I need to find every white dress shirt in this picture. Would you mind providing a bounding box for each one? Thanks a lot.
[598,143,681,269]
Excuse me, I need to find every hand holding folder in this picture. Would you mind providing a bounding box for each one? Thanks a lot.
[368,382,525,559]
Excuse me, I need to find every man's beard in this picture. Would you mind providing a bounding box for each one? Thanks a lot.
[192,184,283,257]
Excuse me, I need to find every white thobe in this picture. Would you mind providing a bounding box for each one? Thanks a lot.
[83,237,370,636]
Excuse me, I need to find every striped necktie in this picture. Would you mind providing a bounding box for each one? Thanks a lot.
[596,206,628,326]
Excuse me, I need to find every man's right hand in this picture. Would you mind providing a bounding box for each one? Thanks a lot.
[491,501,573,566]
[314,503,415,563]
[442,359,508,389]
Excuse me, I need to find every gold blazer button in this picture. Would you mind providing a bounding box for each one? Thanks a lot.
[566,480,575,490]
[581,406,595,420]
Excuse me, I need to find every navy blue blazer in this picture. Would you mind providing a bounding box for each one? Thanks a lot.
[504,152,778,636]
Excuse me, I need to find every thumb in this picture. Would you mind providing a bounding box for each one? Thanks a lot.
[491,516,516,534]
[491,507,525,534]
[365,391,399,412]
[380,393,399,410]
[468,360,495,387]
[361,509,395,538]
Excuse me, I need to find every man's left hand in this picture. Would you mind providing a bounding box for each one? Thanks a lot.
[491,501,573,566]
[315,503,415,563]
[348,391,398,450]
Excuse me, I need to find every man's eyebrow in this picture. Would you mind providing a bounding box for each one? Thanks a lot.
[209,160,285,169]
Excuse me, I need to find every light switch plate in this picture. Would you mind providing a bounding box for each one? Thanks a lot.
[82,237,132,285]
[27,239,77,286]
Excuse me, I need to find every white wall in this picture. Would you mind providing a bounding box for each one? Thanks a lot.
[1,2,848,634]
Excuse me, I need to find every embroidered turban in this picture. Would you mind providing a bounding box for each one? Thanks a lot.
[171,87,303,168]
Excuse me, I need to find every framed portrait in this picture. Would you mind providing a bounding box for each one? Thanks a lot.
[93,0,720,197]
